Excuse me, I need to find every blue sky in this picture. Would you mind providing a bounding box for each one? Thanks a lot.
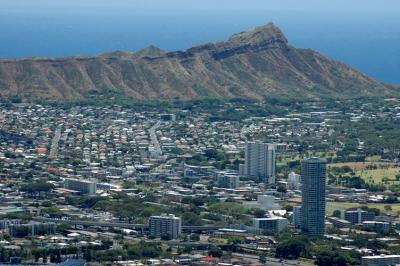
[2,0,399,12]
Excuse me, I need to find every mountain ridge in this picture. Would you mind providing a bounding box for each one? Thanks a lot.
[0,22,397,102]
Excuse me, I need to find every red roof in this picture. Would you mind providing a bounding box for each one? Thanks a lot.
[201,257,219,262]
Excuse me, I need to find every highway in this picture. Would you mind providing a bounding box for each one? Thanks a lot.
[34,217,148,230]
[33,217,225,232]
[34,218,312,265]
[149,121,162,155]
[49,124,62,159]
[232,253,311,266]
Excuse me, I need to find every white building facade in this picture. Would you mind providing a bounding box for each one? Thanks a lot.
[149,214,182,239]
[253,217,288,233]
[288,172,301,190]
[243,142,276,184]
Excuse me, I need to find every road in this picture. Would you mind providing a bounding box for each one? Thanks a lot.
[36,218,312,265]
[49,124,62,159]
[149,121,162,155]
[33,217,224,232]
[232,253,312,266]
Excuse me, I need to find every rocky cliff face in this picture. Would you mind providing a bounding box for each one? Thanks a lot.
[0,23,397,102]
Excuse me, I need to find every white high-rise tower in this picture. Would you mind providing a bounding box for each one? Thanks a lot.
[244,142,276,184]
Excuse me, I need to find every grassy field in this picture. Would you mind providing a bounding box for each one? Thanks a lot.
[277,151,336,167]
[357,167,400,184]
[326,201,400,215]
[365,156,382,162]
[328,162,397,171]
[328,162,400,184]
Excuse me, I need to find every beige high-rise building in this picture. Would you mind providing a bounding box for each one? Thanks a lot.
[149,214,182,239]
[243,142,276,184]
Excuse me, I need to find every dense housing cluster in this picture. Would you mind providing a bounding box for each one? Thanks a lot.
[1,98,400,265]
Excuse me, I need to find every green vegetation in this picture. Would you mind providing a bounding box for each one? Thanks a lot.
[315,250,359,266]
[329,162,400,185]
[332,120,400,160]
[208,246,223,257]
[326,202,400,216]
[328,163,400,193]
[357,166,400,184]
[276,239,308,259]
[20,180,54,194]
[274,233,362,265]
[41,207,64,218]
[27,240,163,263]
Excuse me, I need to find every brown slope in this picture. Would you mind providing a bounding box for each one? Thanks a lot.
[0,22,397,101]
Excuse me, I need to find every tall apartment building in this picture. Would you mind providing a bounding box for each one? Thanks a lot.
[243,195,280,210]
[149,214,182,239]
[216,172,240,189]
[293,206,302,228]
[343,208,375,224]
[243,142,276,184]
[253,217,288,233]
[301,157,326,237]
[288,172,301,190]
[64,178,97,195]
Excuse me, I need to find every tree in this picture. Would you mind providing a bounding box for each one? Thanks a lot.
[386,196,397,203]
[260,255,267,264]
[82,247,93,262]
[208,246,223,257]
[367,239,387,250]
[275,239,307,259]
[384,205,393,212]
[125,242,162,259]
[277,185,287,194]
[20,180,54,195]
[42,207,64,218]
[204,149,225,161]
[56,223,71,234]
[190,234,200,241]
[253,208,266,218]
[182,212,204,226]
[32,249,40,262]
[9,95,22,103]
[161,233,172,241]
[332,210,341,218]
[226,236,244,252]
[315,251,354,266]
[41,201,53,207]
[0,248,9,263]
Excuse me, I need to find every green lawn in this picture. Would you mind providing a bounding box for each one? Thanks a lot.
[328,162,400,184]
[326,202,361,215]
[365,155,382,162]
[356,167,400,184]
